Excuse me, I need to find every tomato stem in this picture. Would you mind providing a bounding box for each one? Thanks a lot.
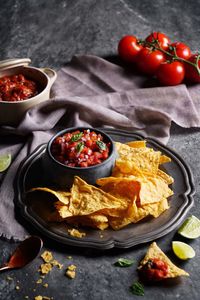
[139,39,200,76]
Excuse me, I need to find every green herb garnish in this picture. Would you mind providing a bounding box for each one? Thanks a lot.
[76,142,84,154]
[130,282,144,296]
[71,132,83,142]
[114,258,135,267]
[96,141,107,151]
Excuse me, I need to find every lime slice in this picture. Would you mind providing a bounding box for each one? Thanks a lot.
[178,215,200,239]
[172,241,195,260]
[0,153,12,172]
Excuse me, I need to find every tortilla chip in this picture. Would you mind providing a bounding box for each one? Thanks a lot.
[68,176,128,217]
[138,242,189,278]
[29,187,71,205]
[157,169,174,185]
[126,140,147,148]
[96,177,140,203]
[139,176,173,205]
[115,152,161,175]
[160,155,171,164]
[109,198,169,230]
[115,142,152,158]
[97,176,173,206]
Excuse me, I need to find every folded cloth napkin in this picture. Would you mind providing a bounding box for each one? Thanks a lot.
[0,54,200,241]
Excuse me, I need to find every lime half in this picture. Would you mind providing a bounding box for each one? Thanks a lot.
[172,241,195,260]
[178,215,200,239]
[0,153,12,172]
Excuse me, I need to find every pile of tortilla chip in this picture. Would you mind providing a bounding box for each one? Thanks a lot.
[29,140,174,231]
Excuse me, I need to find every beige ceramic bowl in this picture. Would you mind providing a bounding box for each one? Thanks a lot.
[0,58,57,126]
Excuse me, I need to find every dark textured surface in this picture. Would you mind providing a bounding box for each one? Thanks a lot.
[0,0,200,299]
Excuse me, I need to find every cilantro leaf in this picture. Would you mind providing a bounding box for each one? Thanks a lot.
[71,132,83,142]
[96,141,107,150]
[114,258,135,267]
[130,282,144,296]
[76,142,84,154]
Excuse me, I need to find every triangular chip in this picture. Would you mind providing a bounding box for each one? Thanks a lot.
[109,198,169,230]
[97,176,173,205]
[29,187,71,205]
[126,140,147,148]
[138,242,189,278]
[68,176,128,217]
[159,155,171,164]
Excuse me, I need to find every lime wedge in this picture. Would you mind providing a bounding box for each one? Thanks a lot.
[178,215,200,239]
[172,241,195,260]
[0,153,12,172]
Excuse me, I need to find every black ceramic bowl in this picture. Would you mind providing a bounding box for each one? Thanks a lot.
[42,127,117,189]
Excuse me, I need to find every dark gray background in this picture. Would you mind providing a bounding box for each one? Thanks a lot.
[0,0,200,299]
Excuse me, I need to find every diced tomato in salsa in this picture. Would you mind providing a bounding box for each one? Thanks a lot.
[139,258,169,281]
[51,129,111,167]
[0,74,38,102]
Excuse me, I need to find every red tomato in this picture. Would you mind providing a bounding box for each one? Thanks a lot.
[118,35,143,63]
[136,48,165,75]
[169,42,191,60]
[146,32,170,50]
[185,54,200,83]
[156,61,185,86]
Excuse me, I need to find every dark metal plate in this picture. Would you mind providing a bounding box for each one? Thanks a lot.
[15,129,195,249]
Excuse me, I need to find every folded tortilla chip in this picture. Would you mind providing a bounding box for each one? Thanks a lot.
[29,187,71,205]
[109,198,169,230]
[138,242,189,278]
[68,176,128,217]
[97,176,173,206]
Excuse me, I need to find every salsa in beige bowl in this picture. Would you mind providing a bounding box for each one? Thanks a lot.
[0,58,57,126]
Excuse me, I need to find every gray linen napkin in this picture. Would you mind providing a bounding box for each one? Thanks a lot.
[0,54,200,241]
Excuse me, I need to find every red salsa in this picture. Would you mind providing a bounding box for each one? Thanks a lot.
[51,129,111,168]
[0,74,38,102]
[139,258,169,281]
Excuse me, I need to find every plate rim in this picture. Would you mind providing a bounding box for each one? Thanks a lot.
[15,129,195,249]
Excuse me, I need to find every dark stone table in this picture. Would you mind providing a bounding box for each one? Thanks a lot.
[0,1,200,299]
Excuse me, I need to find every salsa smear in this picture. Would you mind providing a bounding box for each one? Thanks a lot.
[0,74,38,102]
[139,258,169,281]
[51,129,111,168]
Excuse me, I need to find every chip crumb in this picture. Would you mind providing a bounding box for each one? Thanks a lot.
[35,297,42,300]
[24,296,29,299]
[36,278,43,284]
[39,263,53,274]
[67,256,72,259]
[15,285,20,290]
[41,251,53,263]
[100,233,104,238]
[35,297,52,300]
[66,264,77,279]
[68,228,86,238]
[51,259,63,269]
[6,276,13,281]
[43,283,48,288]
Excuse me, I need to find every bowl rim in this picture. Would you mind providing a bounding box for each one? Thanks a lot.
[0,66,50,104]
[46,126,116,170]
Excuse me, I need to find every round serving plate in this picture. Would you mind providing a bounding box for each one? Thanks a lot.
[15,129,195,249]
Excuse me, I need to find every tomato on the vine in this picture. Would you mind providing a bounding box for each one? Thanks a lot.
[146,32,170,50]
[136,48,165,75]
[156,61,185,86]
[118,35,143,63]
[169,42,191,60]
[185,54,200,83]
